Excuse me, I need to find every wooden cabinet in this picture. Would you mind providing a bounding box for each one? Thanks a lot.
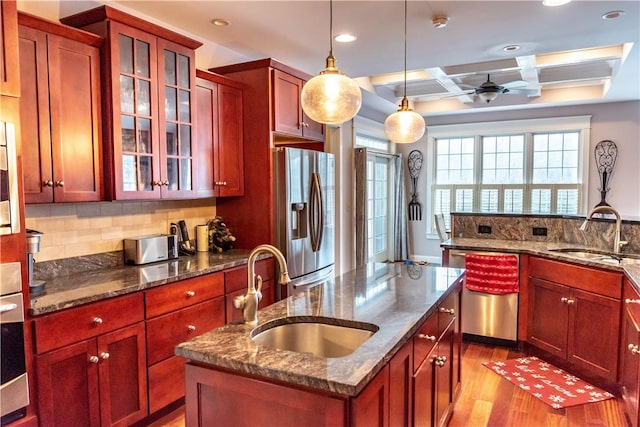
[18,13,103,204]
[273,69,324,141]
[224,258,276,323]
[527,257,622,383]
[33,294,147,426]
[195,70,244,197]
[61,6,202,200]
[145,273,225,413]
[0,0,20,97]
[211,58,325,249]
[351,364,390,427]
[621,278,640,427]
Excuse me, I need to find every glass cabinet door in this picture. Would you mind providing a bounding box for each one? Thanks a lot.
[116,30,159,198]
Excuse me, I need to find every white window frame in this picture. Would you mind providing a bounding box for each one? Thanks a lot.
[426,116,592,238]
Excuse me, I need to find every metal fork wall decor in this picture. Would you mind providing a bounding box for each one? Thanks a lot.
[408,150,423,221]
[594,139,618,208]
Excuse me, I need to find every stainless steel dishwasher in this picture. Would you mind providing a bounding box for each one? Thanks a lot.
[448,249,519,346]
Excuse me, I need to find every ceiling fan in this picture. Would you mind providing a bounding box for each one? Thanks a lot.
[462,74,538,103]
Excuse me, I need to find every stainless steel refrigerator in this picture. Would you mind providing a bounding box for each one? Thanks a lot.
[274,147,335,295]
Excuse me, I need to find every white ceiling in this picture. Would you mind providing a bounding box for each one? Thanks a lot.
[20,0,640,118]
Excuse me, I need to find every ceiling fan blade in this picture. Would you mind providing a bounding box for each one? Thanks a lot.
[506,88,539,95]
[502,80,529,89]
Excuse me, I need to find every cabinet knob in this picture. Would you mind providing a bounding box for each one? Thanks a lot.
[100,352,110,360]
[163,180,169,186]
[626,298,640,304]
[418,333,436,342]
[186,290,196,297]
[93,317,103,325]
[153,180,161,187]
[629,344,640,356]
[43,180,54,187]
[439,307,455,315]
[89,356,100,364]
[434,356,447,367]
[566,298,575,305]
[561,297,568,303]
[222,181,227,186]
[187,325,196,332]
[55,180,64,187]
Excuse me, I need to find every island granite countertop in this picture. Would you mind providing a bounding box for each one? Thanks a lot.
[175,263,464,397]
[29,250,271,316]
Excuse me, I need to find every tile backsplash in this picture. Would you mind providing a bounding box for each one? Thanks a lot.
[25,199,216,262]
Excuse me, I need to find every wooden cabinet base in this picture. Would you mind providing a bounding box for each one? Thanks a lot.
[185,363,347,427]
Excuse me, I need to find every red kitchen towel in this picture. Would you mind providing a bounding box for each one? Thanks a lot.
[464,253,519,294]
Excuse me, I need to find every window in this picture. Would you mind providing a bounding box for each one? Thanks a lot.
[429,116,591,234]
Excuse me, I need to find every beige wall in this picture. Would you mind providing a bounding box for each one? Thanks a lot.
[25,199,216,262]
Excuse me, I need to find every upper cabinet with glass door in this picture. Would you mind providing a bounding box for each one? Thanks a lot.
[61,6,201,200]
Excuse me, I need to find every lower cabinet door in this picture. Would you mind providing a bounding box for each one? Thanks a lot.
[621,307,640,427]
[148,356,187,414]
[527,278,569,358]
[97,322,148,426]
[413,347,436,427]
[36,339,101,427]
[351,364,390,427]
[434,324,454,427]
[389,340,413,427]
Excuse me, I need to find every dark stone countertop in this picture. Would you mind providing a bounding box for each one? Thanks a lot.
[29,250,269,316]
[441,238,640,290]
[174,263,464,397]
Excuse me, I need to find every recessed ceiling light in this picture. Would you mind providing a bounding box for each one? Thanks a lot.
[334,34,356,43]
[602,10,624,20]
[503,45,521,52]
[211,18,230,27]
[542,0,572,6]
[432,17,449,29]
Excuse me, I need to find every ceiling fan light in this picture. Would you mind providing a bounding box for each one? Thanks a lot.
[542,0,571,6]
[301,56,362,125]
[478,91,499,103]
[384,99,426,144]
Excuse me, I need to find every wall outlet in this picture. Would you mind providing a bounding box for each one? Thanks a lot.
[478,225,492,234]
[532,227,548,236]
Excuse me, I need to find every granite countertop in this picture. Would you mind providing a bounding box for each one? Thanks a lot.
[29,250,270,316]
[441,238,640,289]
[175,263,464,397]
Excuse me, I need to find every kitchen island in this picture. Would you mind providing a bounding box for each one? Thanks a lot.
[175,263,464,427]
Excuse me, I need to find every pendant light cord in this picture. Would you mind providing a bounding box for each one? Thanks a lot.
[329,0,334,56]
[403,0,408,99]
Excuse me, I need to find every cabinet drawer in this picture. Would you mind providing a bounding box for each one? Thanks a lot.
[34,293,144,354]
[529,256,622,298]
[624,278,640,323]
[225,258,275,293]
[146,297,225,365]
[414,313,438,371]
[148,355,186,413]
[438,290,458,336]
[146,272,224,318]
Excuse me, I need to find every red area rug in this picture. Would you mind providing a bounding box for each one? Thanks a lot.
[484,356,614,409]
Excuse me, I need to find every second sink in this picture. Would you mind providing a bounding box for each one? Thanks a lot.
[251,317,379,358]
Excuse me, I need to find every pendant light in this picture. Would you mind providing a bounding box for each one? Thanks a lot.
[384,0,426,144]
[301,0,362,126]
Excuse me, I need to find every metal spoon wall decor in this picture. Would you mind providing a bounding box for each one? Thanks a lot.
[594,140,618,208]
[408,150,423,221]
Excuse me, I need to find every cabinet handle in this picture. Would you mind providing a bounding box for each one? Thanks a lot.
[93,317,103,325]
[418,333,436,342]
[43,180,54,187]
[187,325,196,332]
[186,290,196,297]
[566,299,575,305]
[439,307,455,315]
[163,180,169,186]
[55,180,64,187]
[89,356,99,364]
[629,344,640,355]
[626,298,640,304]
[100,352,110,360]
[561,297,568,303]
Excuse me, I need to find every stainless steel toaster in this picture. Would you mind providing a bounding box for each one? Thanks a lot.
[124,234,178,265]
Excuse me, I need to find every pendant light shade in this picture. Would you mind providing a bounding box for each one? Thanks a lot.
[384,0,425,144]
[300,0,362,125]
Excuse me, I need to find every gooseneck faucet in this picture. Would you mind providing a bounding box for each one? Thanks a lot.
[233,244,291,324]
[579,206,628,254]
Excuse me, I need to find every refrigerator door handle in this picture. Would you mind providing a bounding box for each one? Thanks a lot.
[309,172,324,252]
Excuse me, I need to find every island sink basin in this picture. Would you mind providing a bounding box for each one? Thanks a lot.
[251,317,379,358]
[550,248,640,266]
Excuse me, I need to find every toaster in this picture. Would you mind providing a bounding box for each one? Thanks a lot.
[124,234,178,265]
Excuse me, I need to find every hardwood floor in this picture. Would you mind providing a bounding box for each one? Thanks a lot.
[148,341,627,427]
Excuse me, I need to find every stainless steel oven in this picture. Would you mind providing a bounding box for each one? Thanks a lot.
[0,121,21,236]
[0,262,29,424]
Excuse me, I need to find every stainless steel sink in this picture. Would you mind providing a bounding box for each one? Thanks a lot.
[550,248,640,266]
[251,317,379,358]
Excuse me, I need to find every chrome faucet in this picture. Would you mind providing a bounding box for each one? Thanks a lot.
[579,206,628,254]
[233,244,291,324]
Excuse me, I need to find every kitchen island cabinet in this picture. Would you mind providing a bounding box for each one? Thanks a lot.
[621,277,640,427]
[178,264,464,427]
[18,13,103,204]
[527,256,622,385]
[61,6,202,201]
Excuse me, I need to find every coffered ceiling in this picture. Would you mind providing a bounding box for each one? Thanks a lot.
[19,0,640,117]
